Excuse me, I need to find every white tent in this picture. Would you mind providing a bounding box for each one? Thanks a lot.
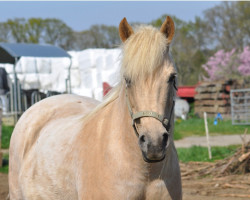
[1,48,121,101]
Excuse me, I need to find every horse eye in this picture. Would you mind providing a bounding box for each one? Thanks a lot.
[168,74,176,83]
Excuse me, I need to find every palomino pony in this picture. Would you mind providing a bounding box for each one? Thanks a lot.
[9,16,182,200]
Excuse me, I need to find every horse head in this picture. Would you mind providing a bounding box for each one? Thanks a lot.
[119,16,177,163]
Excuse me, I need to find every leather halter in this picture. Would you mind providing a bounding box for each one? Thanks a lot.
[125,85,175,138]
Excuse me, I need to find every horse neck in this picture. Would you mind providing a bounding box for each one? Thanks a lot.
[108,85,147,165]
[112,85,139,142]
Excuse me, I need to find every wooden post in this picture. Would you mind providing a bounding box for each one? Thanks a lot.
[0,107,2,167]
[204,112,212,159]
[0,107,1,149]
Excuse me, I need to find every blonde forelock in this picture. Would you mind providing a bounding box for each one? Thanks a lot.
[120,25,168,82]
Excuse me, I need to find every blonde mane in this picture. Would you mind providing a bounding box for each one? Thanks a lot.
[83,25,168,122]
[82,84,121,122]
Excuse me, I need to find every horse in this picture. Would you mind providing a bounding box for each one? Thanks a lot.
[9,16,182,200]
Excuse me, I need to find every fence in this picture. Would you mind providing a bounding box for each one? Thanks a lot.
[1,79,62,125]
[230,88,250,125]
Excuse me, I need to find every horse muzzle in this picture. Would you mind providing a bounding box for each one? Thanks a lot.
[142,151,166,163]
[139,133,169,163]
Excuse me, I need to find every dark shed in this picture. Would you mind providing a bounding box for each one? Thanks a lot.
[0,43,71,64]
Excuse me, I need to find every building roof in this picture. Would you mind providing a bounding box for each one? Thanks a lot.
[177,86,197,98]
[0,43,71,64]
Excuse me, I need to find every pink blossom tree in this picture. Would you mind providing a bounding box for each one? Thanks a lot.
[202,47,250,81]
[238,47,250,76]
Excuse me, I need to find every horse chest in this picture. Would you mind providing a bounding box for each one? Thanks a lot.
[81,179,145,200]
[78,155,147,199]
[115,180,146,200]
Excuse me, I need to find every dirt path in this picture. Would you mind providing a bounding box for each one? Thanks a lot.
[181,162,250,200]
[0,149,8,154]
[182,173,250,200]
[175,134,250,148]
[0,173,8,200]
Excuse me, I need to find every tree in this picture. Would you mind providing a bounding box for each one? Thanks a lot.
[203,1,250,50]
[73,25,120,50]
[26,18,44,43]
[238,46,250,76]
[202,47,250,81]
[0,18,75,50]
[43,18,74,50]
[236,2,250,47]
[0,22,10,42]
[6,18,28,43]
[73,30,94,50]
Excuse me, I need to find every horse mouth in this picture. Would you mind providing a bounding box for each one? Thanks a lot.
[141,151,165,163]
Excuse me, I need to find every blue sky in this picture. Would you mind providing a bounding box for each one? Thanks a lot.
[0,1,221,31]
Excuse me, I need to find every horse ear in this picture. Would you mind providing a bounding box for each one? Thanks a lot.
[160,16,175,43]
[119,18,134,42]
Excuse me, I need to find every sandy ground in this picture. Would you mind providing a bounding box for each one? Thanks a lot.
[0,173,8,200]
[182,173,250,200]
[180,162,250,200]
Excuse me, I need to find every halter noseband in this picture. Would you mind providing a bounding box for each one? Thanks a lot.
[125,86,175,137]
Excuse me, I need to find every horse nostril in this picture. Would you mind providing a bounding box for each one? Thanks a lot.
[162,133,168,147]
[139,135,145,144]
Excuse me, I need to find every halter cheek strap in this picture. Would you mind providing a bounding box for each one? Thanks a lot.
[125,88,173,137]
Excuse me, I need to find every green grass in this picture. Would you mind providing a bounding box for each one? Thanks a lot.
[0,154,9,174]
[177,145,239,162]
[174,118,249,140]
[0,165,8,173]
[1,125,14,149]
[1,125,13,173]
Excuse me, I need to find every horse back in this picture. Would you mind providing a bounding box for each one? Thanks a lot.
[10,94,99,158]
